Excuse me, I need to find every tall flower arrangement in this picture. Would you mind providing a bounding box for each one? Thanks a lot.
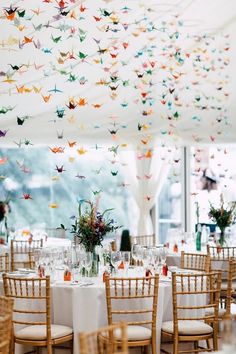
[71,200,120,252]
[208,194,236,246]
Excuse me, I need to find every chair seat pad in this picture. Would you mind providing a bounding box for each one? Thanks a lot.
[15,324,73,341]
[103,325,151,341]
[161,320,213,335]
[221,280,236,291]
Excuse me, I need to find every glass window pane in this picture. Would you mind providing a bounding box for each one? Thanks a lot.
[158,159,182,243]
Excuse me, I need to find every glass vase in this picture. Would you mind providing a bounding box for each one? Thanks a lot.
[89,250,99,277]
[219,228,226,247]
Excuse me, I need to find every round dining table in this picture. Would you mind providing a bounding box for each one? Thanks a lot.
[0,269,206,354]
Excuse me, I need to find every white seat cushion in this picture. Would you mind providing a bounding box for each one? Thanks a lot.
[15,324,73,340]
[107,325,151,341]
[162,320,213,335]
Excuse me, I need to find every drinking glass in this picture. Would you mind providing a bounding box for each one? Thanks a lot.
[121,251,130,274]
[110,251,121,274]
[159,246,167,265]
[71,244,84,283]
[142,247,152,270]
[131,244,141,264]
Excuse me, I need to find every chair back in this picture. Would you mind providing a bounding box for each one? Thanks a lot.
[180,251,210,272]
[45,228,66,238]
[79,322,128,354]
[207,245,236,259]
[0,253,10,272]
[0,295,13,354]
[10,239,43,271]
[2,274,51,341]
[131,234,155,247]
[105,275,159,331]
[172,272,221,328]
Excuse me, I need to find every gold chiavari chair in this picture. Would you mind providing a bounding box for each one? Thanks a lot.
[131,234,155,247]
[0,295,13,354]
[45,227,66,238]
[215,258,236,318]
[0,253,10,272]
[3,274,73,354]
[10,239,43,271]
[180,251,210,272]
[79,323,128,354]
[207,245,236,259]
[229,258,236,300]
[161,272,222,354]
[105,274,159,354]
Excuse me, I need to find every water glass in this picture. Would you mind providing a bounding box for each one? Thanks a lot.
[159,246,167,265]
[121,251,130,273]
[142,247,152,270]
[71,244,84,282]
[131,244,141,265]
[110,251,121,274]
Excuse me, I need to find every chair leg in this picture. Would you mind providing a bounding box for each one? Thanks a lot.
[70,339,73,354]
[47,344,53,354]
[194,341,198,351]
[173,338,178,354]
[9,339,15,354]
[213,330,218,352]
[206,339,211,350]
[151,337,157,354]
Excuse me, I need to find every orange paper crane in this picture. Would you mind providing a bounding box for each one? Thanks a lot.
[23,36,33,44]
[68,141,77,148]
[41,94,51,103]
[49,147,65,153]
[77,98,87,106]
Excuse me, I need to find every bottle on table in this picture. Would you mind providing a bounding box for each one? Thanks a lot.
[195,224,202,251]
[201,225,209,245]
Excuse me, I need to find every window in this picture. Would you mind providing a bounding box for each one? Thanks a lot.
[157,148,182,243]
[190,145,236,231]
[0,147,135,236]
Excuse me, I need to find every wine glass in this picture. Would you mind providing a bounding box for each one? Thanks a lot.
[141,247,152,272]
[71,244,84,283]
[121,251,130,274]
[110,251,121,274]
[131,244,141,264]
[149,247,160,272]
[159,246,167,266]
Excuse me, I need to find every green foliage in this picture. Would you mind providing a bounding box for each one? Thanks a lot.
[208,195,236,231]
[71,200,121,252]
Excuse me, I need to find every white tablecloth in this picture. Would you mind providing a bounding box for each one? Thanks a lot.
[0,273,206,354]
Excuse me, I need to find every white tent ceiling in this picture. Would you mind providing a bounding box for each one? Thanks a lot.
[0,0,236,148]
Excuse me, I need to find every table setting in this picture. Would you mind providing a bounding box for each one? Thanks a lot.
[1,199,233,354]
[0,240,210,354]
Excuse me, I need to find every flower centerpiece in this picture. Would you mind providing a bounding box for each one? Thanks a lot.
[208,194,236,246]
[71,200,120,276]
